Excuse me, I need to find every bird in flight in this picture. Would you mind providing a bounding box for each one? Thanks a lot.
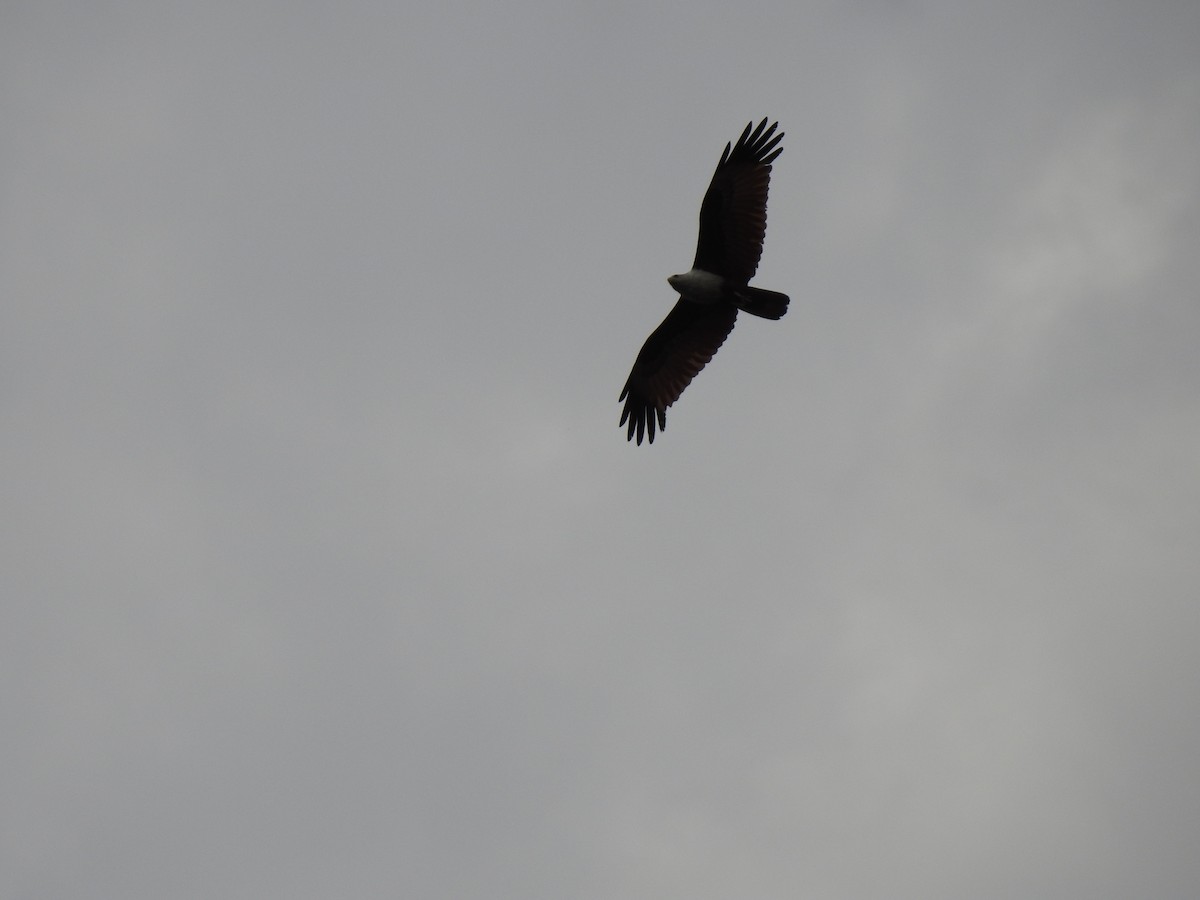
[619,118,789,445]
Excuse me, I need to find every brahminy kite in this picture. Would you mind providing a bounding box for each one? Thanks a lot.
[619,118,788,445]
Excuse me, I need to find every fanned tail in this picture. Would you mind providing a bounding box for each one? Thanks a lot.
[733,287,789,320]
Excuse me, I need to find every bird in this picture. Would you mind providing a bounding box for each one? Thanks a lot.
[618,118,789,445]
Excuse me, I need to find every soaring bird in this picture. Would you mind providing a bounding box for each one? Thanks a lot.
[619,118,789,445]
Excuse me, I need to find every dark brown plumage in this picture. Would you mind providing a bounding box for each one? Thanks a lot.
[619,119,788,445]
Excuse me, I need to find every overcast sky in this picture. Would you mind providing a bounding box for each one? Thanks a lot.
[3,1,1199,898]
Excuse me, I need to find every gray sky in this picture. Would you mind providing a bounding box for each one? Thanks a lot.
[3,1,1199,897]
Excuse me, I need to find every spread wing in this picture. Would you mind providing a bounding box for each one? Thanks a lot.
[692,118,783,284]
[618,300,739,445]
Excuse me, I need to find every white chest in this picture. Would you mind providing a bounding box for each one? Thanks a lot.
[667,268,727,304]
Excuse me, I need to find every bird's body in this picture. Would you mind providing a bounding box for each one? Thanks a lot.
[619,119,788,445]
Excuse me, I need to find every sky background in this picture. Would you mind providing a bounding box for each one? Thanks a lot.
[3,1,1199,897]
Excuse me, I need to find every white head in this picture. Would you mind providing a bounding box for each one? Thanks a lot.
[666,268,724,303]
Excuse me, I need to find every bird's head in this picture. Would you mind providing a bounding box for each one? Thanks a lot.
[667,274,683,291]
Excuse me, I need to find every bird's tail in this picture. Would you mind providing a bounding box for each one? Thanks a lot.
[733,287,790,320]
